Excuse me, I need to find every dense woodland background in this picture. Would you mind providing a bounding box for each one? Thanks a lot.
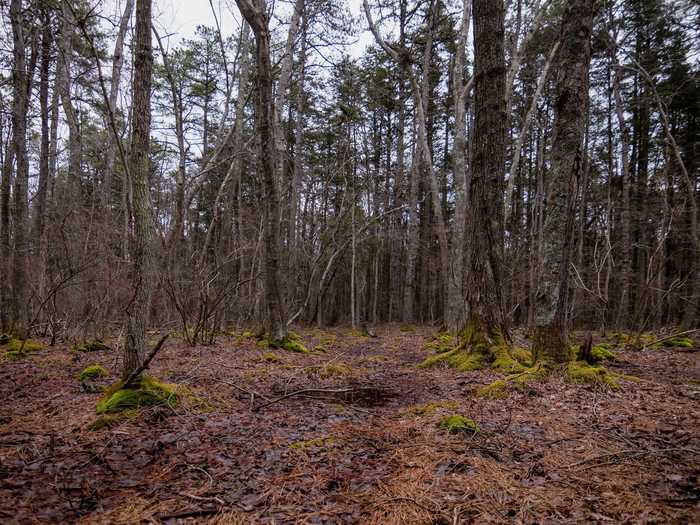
[0,0,698,351]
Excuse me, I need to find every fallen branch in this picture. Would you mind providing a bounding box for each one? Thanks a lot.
[122,334,169,388]
[643,329,699,349]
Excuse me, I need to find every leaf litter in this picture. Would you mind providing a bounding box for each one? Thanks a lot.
[0,325,698,523]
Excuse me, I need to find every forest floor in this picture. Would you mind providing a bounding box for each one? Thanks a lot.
[1,325,699,524]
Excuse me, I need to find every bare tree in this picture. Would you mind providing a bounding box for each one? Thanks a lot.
[123,0,157,378]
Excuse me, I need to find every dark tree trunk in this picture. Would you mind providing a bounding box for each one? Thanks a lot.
[123,0,156,378]
[463,0,508,342]
[532,0,596,364]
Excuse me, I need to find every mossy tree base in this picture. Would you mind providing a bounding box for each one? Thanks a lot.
[256,331,310,353]
[420,324,530,374]
[476,359,635,399]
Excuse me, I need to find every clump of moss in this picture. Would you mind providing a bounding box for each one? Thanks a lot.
[423,333,458,354]
[660,337,694,348]
[347,329,367,338]
[95,376,181,414]
[282,339,309,353]
[476,380,508,399]
[407,400,458,416]
[510,347,533,366]
[79,364,109,382]
[4,338,44,359]
[491,344,526,374]
[73,339,110,353]
[313,344,328,353]
[262,352,279,363]
[438,415,479,435]
[289,436,334,450]
[566,361,619,390]
[315,362,353,378]
[400,324,416,333]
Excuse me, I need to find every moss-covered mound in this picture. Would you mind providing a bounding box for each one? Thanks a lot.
[420,339,530,374]
[4,338,44,359]
[438,415,479,434]
[566,361,620,390]
[73,339,110,353]
[256,332,310,353]
[79,364,109,382]
[95,376,181,414]
[574,342,618,363]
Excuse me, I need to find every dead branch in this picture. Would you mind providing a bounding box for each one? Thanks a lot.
[122,334,169,387]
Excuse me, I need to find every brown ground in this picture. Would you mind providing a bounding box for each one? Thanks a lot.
[1,325,699,524]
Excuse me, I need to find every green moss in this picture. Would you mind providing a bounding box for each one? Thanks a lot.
[95,376,181,414]
[313,344,328,353]
[406,400,458,416]
[79,365,109,382]
[347,329,367,338]
[288,331,302,341]
[262,352,279,363]
[566,361,619,390]
[289,436,334,450]
[660,337,694,348]
[591,344,617,361]
[438,415,479,434]
[4,338,44,359]
[399,324,416,333]
[476,379,508,399]
[241,330,255,338]
[282,339,309,353]
[491,344,526,373]
[510,347,533,366]
[73,339,110,353]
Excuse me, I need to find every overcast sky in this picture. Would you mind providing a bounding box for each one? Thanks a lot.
[155,0,372,57]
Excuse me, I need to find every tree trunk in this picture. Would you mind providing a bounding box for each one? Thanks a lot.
[236,0,288,342]
[445,0,471,332]
[9,0,31,337]
[463,0,508,342]
[123,0,156,378]
[103,0,134,209]
[532,0,596,364]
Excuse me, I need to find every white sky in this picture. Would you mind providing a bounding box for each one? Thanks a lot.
[155,0,373,57]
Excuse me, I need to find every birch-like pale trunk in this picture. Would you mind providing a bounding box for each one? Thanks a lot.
[103,0,134,209]
[446,0,471,332]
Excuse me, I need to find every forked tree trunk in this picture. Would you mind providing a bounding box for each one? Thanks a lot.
[463,0,508,342]
[235,0,288,343]
[123,0,156,378]
[532,0,596,363]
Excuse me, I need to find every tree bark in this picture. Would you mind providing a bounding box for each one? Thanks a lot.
[235,0,288,342]
[123,0,156,378]
[9,0,31,337]
[463,0,509,342]
[532,0,596,363]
